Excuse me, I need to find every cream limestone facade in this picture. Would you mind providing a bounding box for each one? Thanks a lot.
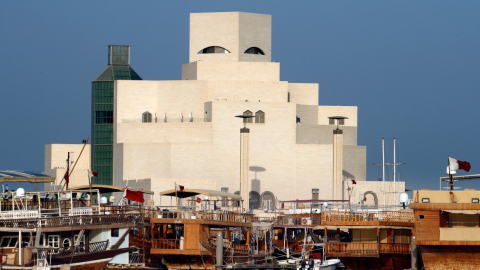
[44,144,91,191]
[111,12,402,208]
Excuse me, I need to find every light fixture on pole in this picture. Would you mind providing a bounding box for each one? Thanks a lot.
[235,114,255,211]
[328,116,348,200]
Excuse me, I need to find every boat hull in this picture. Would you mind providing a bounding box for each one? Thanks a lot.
[337,254,411,270]
[420,245,480,270]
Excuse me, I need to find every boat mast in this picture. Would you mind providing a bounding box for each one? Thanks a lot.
[394,137,396,207]
[383,138,385,208]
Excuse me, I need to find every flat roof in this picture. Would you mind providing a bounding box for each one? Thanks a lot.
[440,174,480,181]
[69,184,154,195]
[159,189,242,199]
[0,170,55,183]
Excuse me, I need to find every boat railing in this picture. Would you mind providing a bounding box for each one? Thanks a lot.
[152,239,180,250]
[379,243,410,254]
[277,213,322,225]
[325,242,379,257]
[197,212,252,223]
[209,238,250,253]
[54,240,109,256]
[129,253,144,264]
[321,211,414,225]
[131,235,152,245]
[0,213,142,228]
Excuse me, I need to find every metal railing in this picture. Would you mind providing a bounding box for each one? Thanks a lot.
[54,240,109,256]
[122,118,212,123]
[129,253,144,264]
[0,213,142,228]
[277,213,322,225]
[321,211,414,224]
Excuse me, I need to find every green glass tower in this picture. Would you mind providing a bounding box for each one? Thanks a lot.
[91,45,142,185]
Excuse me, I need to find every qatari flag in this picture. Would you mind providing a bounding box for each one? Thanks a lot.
[125,189,145,203]
[449,157,471,172]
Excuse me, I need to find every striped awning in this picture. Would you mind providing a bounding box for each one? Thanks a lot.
[0,170,55,183]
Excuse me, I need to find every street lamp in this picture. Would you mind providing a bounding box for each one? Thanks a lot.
[328,116,348,200]
[235,114,255,211]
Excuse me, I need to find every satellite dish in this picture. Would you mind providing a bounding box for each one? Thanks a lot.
[109,196,115,203]
[100,197,108,204]
[323,202,328,208]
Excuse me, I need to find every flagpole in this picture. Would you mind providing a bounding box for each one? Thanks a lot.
[448,155,452,191]
[175,182,178,210]
[88,170,93,207]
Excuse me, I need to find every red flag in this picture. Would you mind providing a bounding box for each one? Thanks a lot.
[64,168,70,186]
[125,189,145,203]
[351,180,357,184]
[65,152,70,189]
[176,184,184,191]
[196,197,201,203]
[88,170,99,178]
[449,157,471,172]
[458,160,471,172]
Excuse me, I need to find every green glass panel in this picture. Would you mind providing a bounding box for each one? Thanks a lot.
[94,66,114,81]
[113,66,131,80]
[129,68,142,80]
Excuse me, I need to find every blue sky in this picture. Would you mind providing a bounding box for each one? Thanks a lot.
[1,1,479,192]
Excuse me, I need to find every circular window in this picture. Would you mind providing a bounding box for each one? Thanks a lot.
[418,215,425,220]
[63,238,71,250]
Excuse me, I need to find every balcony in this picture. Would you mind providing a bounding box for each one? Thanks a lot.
[325,242,410,258]
[321,211,414,226]
[0,213,142,229]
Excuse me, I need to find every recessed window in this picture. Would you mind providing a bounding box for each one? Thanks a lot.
[421,198,430,203]
[244,47,265,55]
[221,187,229,193]
[142,111,152,123]
[74,234,85,246]
[339,119,345,125]
[329,118,335,125]
[0,236,18,248]
[243,110,253,123]
[312,189,319,200]
[418,214,425,220]
[198,46,230,54]
[111,228,119,237]
[473,198,479,203]
[255,110,265,123]
[296,116,301,124]
[48,235,60,248]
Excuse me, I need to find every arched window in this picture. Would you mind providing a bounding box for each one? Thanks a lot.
[261,191,275,211]
[243,110,253,123]
[244,47,265,55]
[198,46,230,54]
[142,111,152,123]
[255,110,265,123]
[249,191,261,210]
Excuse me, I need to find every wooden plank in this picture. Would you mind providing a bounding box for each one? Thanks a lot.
[151,218,251,228]
[410,202,480,210]
[150,249,211,255]
[184,224,199,250]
